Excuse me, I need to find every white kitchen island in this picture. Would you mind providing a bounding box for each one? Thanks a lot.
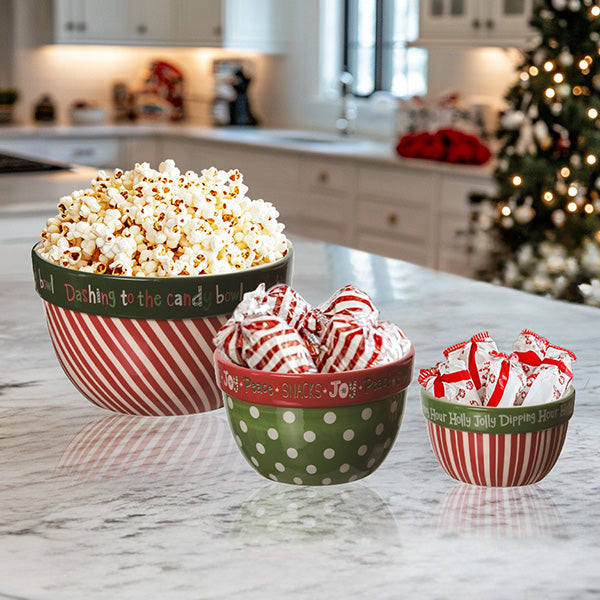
[0,168,599,600]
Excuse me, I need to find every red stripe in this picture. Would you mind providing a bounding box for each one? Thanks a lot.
[468,342,481,389]
[486,360,510,407]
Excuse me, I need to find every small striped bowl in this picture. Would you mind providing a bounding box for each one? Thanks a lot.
[421,388,575,487]
[32,244,292,416]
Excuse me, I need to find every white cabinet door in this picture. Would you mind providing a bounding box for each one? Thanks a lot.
[174,0,223,45]
[54,0,128,43]
[418,0,534,46]
[127,0,173,43]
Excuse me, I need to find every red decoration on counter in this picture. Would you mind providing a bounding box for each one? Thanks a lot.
[396,128,492,165]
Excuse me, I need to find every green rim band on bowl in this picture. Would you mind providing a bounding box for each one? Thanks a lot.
[32,243,292,319]
[420,386,575,434]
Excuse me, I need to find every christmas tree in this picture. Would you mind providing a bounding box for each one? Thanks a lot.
[471,0,600,306]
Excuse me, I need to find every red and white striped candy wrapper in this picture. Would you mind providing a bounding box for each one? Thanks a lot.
[241,313,317,374]
[512,329,550,376]
[444,331,498,395]
[522,344,576,405]
[418,358,481,406]
[316,315,383,373]
[302,284,379,339]
[265,284,311,329]
[482,351,527,407]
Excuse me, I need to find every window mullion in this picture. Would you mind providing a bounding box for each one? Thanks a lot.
[373,0,384,92]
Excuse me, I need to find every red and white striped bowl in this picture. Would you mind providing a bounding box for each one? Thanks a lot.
[33,244,292,416]
[420,387,575,487]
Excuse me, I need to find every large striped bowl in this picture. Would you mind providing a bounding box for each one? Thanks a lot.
[421,387,575,487]
[32,244,292,416]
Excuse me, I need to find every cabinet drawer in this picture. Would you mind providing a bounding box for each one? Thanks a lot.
[357,197,431,243]
[440,174,495,215]
[300,158,356,195]
[358,166,437,203]
[50,138,121,168]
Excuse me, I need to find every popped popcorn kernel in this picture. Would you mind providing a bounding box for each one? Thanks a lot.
[37,161,289,276]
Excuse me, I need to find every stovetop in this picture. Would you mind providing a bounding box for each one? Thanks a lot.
[0,152,71,174]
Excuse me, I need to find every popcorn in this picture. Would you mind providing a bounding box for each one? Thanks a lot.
[38,161,289,276]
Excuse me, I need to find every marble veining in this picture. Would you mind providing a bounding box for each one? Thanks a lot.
[1,192,600,599]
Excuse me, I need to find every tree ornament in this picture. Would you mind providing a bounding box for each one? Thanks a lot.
[554,136,571,157]
[568,0,580,9]
[533,120,551,148]
[551,209,567,226]
[550,102,562,115]
[514,202,536,224]
[559,50,574,67]
[501,110,525,129]
[570,153,582,168]
[552,0,567,9]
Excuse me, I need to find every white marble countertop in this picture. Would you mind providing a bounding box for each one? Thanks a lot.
[1,171,599,599]
[0,121,495,176]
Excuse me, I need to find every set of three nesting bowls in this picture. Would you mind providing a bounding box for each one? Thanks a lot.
[32,245,575,488]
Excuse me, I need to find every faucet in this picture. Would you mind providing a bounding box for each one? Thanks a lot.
[336,71,357,136]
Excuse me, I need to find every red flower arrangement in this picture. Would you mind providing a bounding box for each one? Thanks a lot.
[396,128,491,165]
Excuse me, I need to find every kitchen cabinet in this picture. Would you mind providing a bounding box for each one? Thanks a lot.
[438,172,496,276]
[0,136,122,169]
[417,0,536,47]
[355,165,438,268]
[51,0,288,52]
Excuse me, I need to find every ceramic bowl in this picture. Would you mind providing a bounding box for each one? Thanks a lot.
[68,106,107,125]
[420,387,575,487]
[214,347,415,486]
[32,243,292,416]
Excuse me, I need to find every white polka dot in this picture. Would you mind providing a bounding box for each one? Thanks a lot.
[267,428,279,440]
[339,463,350,473]
[361,407,372,420]
[249,406,260,418]
[322,477,332,485]
[251,456,259,466]
[306,464,317,474]
[227,397,233,409]
[235,435,242,447]
[293,476,303,484]
[323,411,337,424]
[287,448,298,459]
[303,430,316,442]
[323,448,335,459]
[256,443,265,454]
[367,458,376,468]
[390,399,398,413]
[239,420,248,433]
[275,462,285,472]
[375,423,384,435]
[269,473,278,481]
[283,410,295,423]
[343,429,355,441]
[384,437,392,448]
[348,474,358,482]
[358,444,368,456]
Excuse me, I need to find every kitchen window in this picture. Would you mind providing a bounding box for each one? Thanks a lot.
[343,0,427,98]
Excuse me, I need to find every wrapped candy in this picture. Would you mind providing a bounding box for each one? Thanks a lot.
[264,284,311,329]
[482,351,527,408]
[241,313,317,374]
[522,344,576,405]
[316,315,410,374]
[303,284,379,338]
[512,329,550,376]
[418,358,481,406]
[444,331,497,396]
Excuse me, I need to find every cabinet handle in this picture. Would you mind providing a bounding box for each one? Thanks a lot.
[485,19,494,29]
[65,21,74,31]
[472,18,480,29]
[213,24,222,36]
[387,213,398,226]
[137,23,148,35]
[76,22,86,32]
[318,171,329,184]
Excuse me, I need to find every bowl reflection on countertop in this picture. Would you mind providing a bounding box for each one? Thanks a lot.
[230,483,399,547]
[435,484,566,539]
[56,413,233,487]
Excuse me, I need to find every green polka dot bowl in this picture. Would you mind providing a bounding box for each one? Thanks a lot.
[214,347,415,486]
